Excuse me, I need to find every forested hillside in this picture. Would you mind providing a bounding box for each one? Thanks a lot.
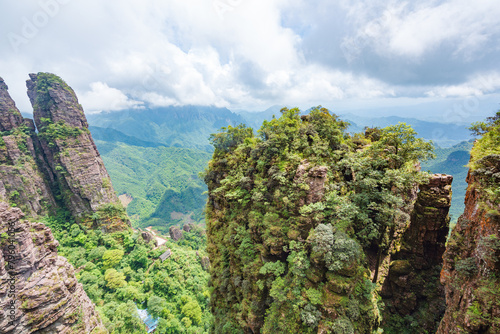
[94,139,211,232]
[44,213,212,334]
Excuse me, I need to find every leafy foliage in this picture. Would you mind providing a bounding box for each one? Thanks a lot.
[204,107,433,333]
[47,214,212,333]
[468,110,500,205]
[38,119,85,148]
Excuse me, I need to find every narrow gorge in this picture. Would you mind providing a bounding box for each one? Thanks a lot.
[204,108,500,333]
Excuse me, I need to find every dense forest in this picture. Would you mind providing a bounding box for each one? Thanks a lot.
[43,210,212,333]
[204,107,440,333]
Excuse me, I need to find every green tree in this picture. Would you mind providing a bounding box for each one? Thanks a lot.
[369,122,434,169]
[104,269,127,289]
[182,300,202,325]
[102,249,124,268]
[209,124,253,156]
[147,295,166,318]
[469,110,500,136]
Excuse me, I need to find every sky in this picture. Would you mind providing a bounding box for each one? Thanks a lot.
[0,0,499,123]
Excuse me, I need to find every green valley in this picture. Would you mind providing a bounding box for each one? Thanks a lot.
[94,140,211,233]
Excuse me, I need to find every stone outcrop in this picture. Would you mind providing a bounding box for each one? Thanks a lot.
[169,226,183,241]
[25,73,128,229]
[139,230,158,247]
[382,174,452,332]
[293,160,328,205]
[0,77,57,217]
[0,202,107,333]
[0,77,24,132]
[183,223,194,232]
[438,166,500,333]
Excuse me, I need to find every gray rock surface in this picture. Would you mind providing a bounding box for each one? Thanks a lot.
[0,78,56,217]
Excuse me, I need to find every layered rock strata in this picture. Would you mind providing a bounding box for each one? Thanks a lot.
[26,73,128,229]
[0,202,106,333]
[0,77,57,217]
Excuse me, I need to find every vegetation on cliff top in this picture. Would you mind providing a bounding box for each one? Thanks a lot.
[469,110,500,206]
[204,107,434,333]
[33,72,76,110]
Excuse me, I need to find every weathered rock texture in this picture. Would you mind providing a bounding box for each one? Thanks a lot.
[169,225,183,241]
[0,77,57,217]
[438,165,500,333]
[26,73,128,229]
[293,160,328,205]
[0,202,107,333]
[382,174,452,332]
[0,78,24,132]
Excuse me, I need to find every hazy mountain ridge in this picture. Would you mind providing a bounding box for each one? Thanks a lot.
[87,106,246,152]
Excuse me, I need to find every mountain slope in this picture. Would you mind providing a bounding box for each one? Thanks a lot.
[94,140,211,232]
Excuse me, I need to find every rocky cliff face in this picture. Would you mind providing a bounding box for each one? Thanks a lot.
[0,202,106,333]
[0,73,130,333]
[0,78,24,132]
[382,174,452,332]
[25,73,128,230]
[0,77,57,217]
[438,163,500,333]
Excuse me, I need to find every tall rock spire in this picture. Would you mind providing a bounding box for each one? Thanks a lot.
[26,73,128,229]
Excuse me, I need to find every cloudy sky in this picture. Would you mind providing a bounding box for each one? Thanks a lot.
[1,0,499,123]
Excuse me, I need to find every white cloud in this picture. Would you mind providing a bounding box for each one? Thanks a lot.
[343,0,500,59]
[0,0,499,116]
[79,82,143,113]
[426,72,500,98]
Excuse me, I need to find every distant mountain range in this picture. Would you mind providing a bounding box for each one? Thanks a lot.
[87,106,245,151]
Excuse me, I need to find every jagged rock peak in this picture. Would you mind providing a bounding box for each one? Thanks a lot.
[26,72,88,130]
[25,72,129,228]
[0,77,24,132]
[0,202,107,333]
